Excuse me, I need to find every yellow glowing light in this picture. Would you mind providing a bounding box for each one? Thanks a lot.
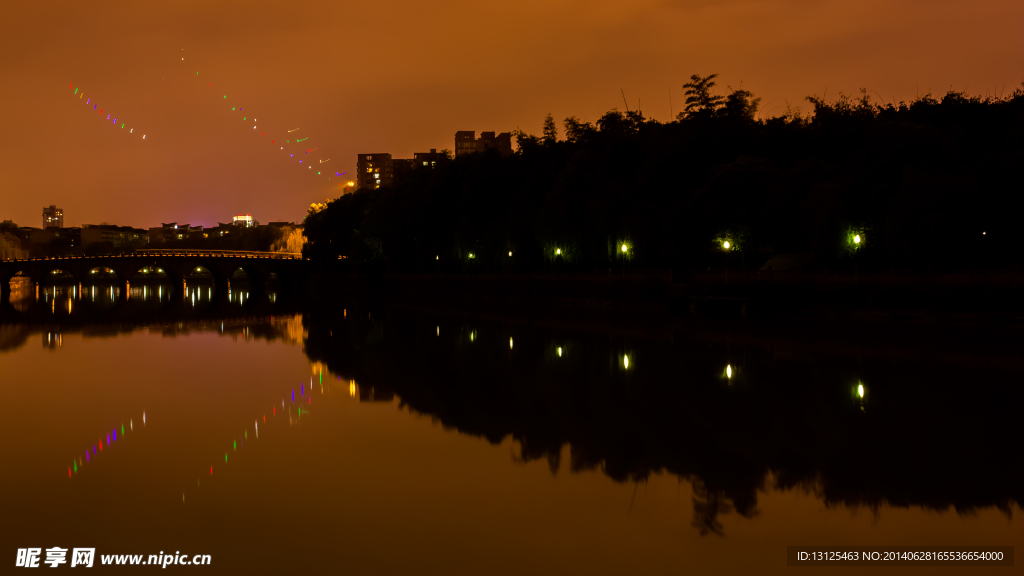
[349,381,356,397]
[623,355,630,369]
[436,326,439,336]
[854,234,861,244]
[858,384,865,398]
[469,253,475,259]
[557,347,562,357]
[621,244,628,253]
[726,364,732,379]
[435,255,438,260]
[508,251,512,256]
[722,241,731,250]
[555,248,561,255]
[509,337,513,349]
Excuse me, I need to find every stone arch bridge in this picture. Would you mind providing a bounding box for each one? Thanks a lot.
[1,249,304,299]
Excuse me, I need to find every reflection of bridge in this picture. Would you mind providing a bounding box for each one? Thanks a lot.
[1,249,305,298]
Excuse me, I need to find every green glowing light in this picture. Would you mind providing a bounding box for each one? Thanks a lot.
[224,454,228,462]
[121,424,124,434]
[244,431,247,439]
[233,440,236,451]
[73,461,77,472]
[223,95,226,99]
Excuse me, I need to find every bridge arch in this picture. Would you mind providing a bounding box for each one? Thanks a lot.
[42,267,78,283]
[85,266,119,280]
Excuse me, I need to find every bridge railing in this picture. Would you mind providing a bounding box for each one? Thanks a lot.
[135,249,303,259]
[2,250,303,263]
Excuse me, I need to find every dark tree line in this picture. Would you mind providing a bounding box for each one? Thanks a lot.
[303,76,1024,274]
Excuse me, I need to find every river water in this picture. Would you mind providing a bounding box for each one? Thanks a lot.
[1,281,1019,574]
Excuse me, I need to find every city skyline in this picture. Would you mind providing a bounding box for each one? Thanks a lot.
[1,0,1020,228]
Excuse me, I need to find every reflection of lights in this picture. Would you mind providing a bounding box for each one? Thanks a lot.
[557,347,562,357]
[469,331,476,342]
[726,364,733,379]
[623,355,630,369]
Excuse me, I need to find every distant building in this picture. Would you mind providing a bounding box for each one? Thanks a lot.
[148,223,204,243]
[29,227,80,248]
[392,158,415,184]
[454,131,512,158]
[356,153,394,190]
[81,224,149,249]
[42,205,63,229]
[414,148,447,169]
[233,214,255,227]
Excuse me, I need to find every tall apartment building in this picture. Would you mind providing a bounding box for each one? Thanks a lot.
[356,153,394,190]
[454,131,512,158]
[42,205,63,229]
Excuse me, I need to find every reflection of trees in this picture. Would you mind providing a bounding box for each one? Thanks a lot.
[0,314,303,353]
[302,307,1022,535]
[0,323,31,351]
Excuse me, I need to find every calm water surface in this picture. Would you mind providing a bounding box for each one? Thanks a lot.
[1,282,1020,574]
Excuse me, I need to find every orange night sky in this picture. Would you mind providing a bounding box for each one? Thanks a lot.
[1,0,1020,228]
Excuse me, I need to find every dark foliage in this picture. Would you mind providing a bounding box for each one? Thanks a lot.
[304,79,1024,274]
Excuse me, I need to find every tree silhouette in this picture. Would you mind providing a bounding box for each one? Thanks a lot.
[680,73,725,119]
[542,113,558,144]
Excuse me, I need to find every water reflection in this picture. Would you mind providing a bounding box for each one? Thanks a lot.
[67,414,141,479]
[3,277,290,328]
[302,306,1022,535]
